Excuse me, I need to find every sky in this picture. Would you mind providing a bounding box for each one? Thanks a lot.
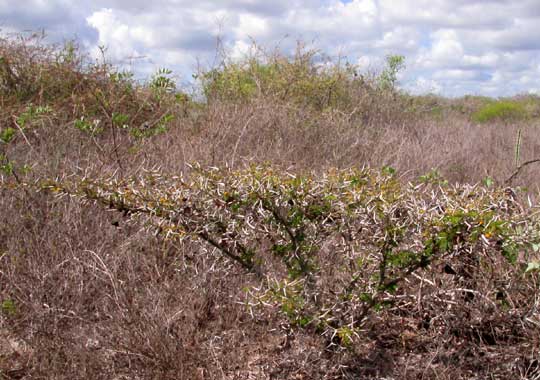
[1,0,540,97]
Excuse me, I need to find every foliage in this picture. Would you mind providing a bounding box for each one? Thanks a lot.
[0,33,188,144]
[0,153,14,176]
[377,54,405,91]
[1,299,16,316]
[472,100,528,123]
[74,116,103,136]
[198,43,405,114]
[15,104,52,129]
[0,127,15,144]
[150,68,176,101]
[419,168,448,185]
[2,34,540,378]
[199,48,357,110]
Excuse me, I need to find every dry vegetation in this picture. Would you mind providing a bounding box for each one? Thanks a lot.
[1,33,540,379]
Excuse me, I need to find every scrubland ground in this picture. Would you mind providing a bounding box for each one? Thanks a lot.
[1,34,540,379]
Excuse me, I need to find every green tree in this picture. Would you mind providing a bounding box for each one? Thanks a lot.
[378,54,405,91]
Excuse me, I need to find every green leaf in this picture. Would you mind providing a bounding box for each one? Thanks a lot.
[437,233,450,252]
[502,243,518,264]
[359,292,373,303]
[0,127,16,143]
[112,112,129,127]
[272,243,292,256]
[384,282,399,293]
[0,160,14,175]
[1,299,16,315]
[482,176,494,187]
[381,166,396,176]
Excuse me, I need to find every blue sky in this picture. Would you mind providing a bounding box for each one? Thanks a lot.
[1,0,539,97]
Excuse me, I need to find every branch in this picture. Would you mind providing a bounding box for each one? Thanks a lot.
[197,231,258,274]
[11,116,33,149]
[259,197,310,274]
[48,182,260,275]
[505,158,540,185]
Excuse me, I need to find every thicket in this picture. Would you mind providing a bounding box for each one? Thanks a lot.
[0,33,184,147]
[1,33,540,379]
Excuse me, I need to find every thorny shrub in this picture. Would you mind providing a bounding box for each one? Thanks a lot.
[43,165,540,348]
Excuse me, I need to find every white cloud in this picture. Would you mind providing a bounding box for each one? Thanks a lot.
[432,69,478,81]
[430,30,464,64]
[379,0,512,29]
[356,55,380,71]
[230,39,251,60]
[406,76,442,95]
[232,13,270,42]
[375,27,420,52]
[86,9,142,62]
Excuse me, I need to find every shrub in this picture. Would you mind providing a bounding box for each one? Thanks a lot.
[198,42,406,119]
[0,33,188,141]
[42,165,540,348]
[472,100,527,123]
[377,54,405,91]
[199,44,361,110]
[2,33,540,378]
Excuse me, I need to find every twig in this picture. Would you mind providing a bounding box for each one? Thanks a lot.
[230,113,255,168]
[58,182,260,276]
[92,89,125,177]
[505,158,540,185]
[11,116,33,149]
[198,230,258,274]
[258,197,307,273]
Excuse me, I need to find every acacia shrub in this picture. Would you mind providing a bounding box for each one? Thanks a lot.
[44,165,540,348]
